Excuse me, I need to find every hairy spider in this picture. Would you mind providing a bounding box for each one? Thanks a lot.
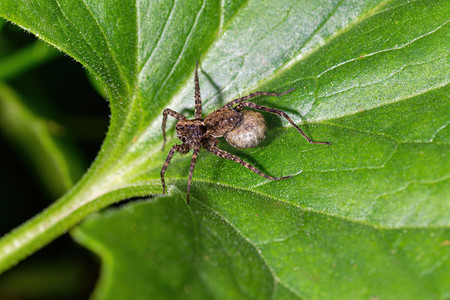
[161,62,330,204]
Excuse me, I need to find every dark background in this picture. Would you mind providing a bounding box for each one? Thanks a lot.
[0,20,108,300]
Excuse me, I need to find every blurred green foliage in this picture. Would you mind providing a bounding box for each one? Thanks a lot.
[0,19,106,299]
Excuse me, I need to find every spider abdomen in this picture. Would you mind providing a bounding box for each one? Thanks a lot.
[224,110,267,149]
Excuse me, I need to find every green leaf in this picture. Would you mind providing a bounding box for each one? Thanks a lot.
[73,195,450,300]
[0,0,449,298]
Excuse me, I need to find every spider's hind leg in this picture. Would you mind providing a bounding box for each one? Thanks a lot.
[236,101,330,145]
[204,145,291,181]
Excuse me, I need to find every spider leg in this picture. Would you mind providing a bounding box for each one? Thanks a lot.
[204,145,291,181]
[186,143,200,205]
[161,144,189,195]
[221,88,294,109]
[194,61,202,119]
[237,101,331,145]
[162,108,186,150]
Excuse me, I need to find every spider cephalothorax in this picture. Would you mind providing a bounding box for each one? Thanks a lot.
[161,62,330,204]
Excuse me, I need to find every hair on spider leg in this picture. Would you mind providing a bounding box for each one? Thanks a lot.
[160,62,330,204]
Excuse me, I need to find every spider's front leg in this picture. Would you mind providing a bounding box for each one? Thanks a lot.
[161,144,189,195]
[194,61,202,118]
[162,108,186,150]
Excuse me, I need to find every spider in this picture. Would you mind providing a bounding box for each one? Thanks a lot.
[161,62,330,204]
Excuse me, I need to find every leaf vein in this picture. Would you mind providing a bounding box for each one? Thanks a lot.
[138,0,176,75]
[78,0,131,93]
[315,19,449,79]
[196,200,304,299]
[151,0,206,106]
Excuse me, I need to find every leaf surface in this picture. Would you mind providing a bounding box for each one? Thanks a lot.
[0,0,449,298]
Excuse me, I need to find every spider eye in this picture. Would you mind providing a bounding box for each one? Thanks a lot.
[176,124,184,130]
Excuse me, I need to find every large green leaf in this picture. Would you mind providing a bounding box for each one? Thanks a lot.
[0,0,448,298]
[74,194,450,300]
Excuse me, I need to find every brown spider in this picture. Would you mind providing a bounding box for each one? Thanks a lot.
[161,62,330,204]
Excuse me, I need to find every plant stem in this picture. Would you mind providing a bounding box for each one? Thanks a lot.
[0,172,109,273]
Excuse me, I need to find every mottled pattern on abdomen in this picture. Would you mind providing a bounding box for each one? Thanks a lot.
[224,110,267,149]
